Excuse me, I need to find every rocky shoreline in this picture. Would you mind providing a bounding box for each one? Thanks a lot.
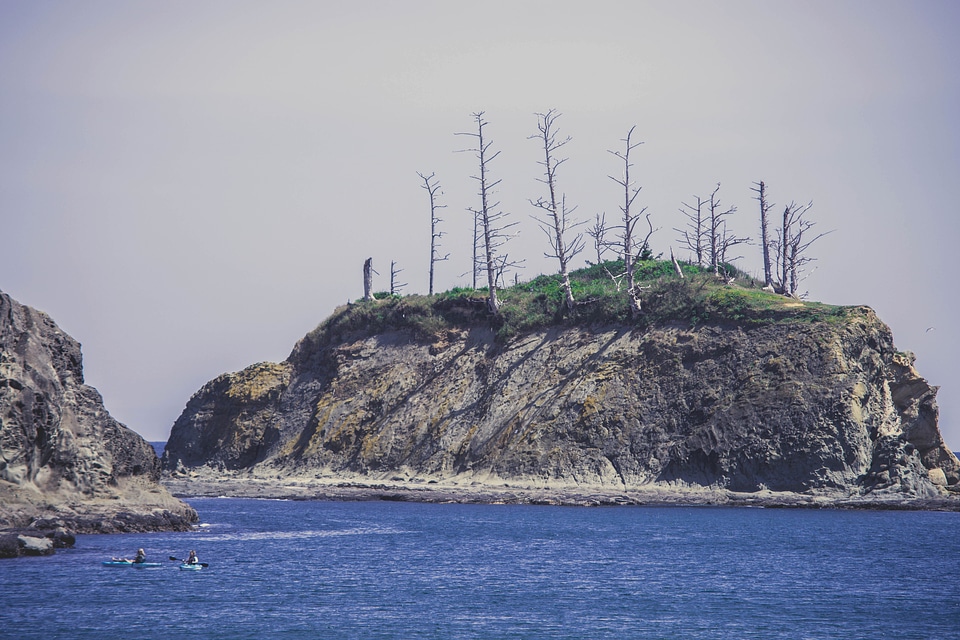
[161,472,960,512]
[0,496,198,559]
[0,291,199,558]
[0,525,75,559]
[0,507,197,559]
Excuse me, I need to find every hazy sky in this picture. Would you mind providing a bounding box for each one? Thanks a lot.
[2,1,959,447]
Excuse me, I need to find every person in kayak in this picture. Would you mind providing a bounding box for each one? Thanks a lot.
[186,550,199,565]
[112,548,146,564]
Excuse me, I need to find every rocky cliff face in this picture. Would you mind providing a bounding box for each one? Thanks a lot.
[0,291,197,533]
[163,303,959,503]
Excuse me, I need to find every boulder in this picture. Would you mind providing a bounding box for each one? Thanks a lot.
[17,535,53,556]
[0,533,20,559]
[929,468,948,487]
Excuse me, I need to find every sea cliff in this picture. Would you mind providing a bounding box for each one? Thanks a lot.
[0,291,197,548]
[162,272,959,509]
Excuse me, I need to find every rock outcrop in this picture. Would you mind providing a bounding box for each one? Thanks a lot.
[163,300,959,507]
[0,291,197,537]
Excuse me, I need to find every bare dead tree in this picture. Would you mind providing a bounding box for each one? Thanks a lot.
[586,213,611,266]
[586,212,630,290]
[772,201,829,296]
[492,253,521,289]
[751,180,775,288]
[706,183,748,276]
[675,195,708,267]
[418,171,449,296]
[608,126,649,314]
[717,220,751,275]
[390,261,407,296]
[456,112,519,314]
[529,110,585,311]
[362,257,375,301]
[637,210,658,262]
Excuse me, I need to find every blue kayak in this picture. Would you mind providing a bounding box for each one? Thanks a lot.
[102,561,163,568]
[179,563,203,571]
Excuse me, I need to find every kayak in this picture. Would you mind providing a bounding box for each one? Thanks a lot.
[179,563,203,571]
[102,561,163,568]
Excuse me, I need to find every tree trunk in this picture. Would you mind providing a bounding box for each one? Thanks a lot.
[476,125,500,314]
[482,214,500,313]
[362,257,373,302]
[472,211,479,290]
[780,206,790,293]
[670,247,684,278]
[709,188,720,276]
[756,181,774,288]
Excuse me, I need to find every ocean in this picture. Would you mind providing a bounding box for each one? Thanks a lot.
[3,496,959,639]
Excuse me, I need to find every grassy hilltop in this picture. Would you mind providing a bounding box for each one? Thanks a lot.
[303,259,850,349]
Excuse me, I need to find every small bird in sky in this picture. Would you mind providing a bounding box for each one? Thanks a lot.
[925,327,936,333]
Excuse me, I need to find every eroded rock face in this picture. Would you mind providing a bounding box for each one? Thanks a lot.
[163,305,959,500]
[0,291,197,532]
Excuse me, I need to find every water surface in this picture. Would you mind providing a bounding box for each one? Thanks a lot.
[3,498,958,639]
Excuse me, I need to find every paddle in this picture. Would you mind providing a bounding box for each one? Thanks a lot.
[169,555,209,567]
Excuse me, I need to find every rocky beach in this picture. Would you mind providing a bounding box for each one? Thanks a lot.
[162,468,960,511]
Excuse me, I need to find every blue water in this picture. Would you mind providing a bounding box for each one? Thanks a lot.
[3,498,959,639]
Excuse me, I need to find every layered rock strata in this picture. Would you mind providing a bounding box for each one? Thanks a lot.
[164,303,959,507]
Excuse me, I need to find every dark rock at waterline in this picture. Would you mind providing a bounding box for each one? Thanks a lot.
[0,533,20,559]
[17,534,54,556]
[0,525,75,559]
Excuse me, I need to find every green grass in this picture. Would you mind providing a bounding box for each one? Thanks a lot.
[299,259,850,349]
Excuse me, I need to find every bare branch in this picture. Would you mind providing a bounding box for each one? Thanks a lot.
[390,260,407,296]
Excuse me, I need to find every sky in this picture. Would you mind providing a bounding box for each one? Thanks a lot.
[1,0,959,447]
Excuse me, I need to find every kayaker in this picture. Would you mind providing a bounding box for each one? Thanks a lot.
[186,550,199,565]
[112,548,146,563]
